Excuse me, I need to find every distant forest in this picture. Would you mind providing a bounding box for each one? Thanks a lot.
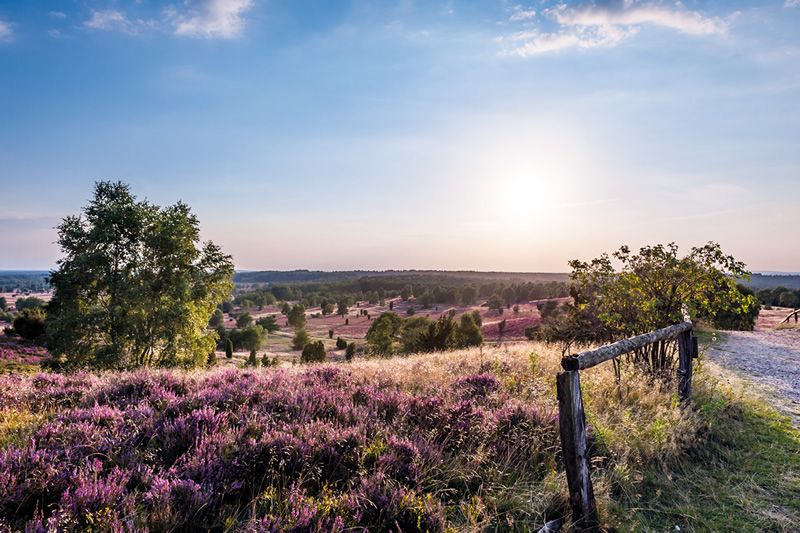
[234,270,570,286]
[0,271,50,292]
[744,274,800,291]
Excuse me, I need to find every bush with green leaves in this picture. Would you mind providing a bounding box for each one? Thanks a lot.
[345,342,356,361]
[255,315,280,333]
[13,308,46,341]
[336,336,347,350]
[225,338,233,359]
[300,340,326,363]
[287,304,307,329]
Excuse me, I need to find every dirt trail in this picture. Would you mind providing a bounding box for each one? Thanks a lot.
[705,328,800,427]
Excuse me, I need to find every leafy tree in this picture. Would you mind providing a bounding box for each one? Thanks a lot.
[292,328,309,351]
[208,308,224,328]
[486,294,504,314]
[255,315,280,333]
[280,302,291,315]
[567,242,759,374]
[456,313,483,348]
[287,304,307,329]
[14,297,44,311]
[399,316,432,353]
[461,285,478,305]
[322,302,334,316]
[46,182,234,369]
[400,285,412,301]
[236,312,253,328]
[337,299,349,318]
[502,287,515,308]
[206,351,216,367]
[471,310,483,327]
[418,314,458,352]
[221,301,234,314]
[13,308,46,341]
[301,340,326,363]
[366,312,403,355]
[239,325,266,352]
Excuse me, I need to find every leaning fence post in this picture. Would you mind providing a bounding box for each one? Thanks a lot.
[677,328,693,402]
[556,370,600,531]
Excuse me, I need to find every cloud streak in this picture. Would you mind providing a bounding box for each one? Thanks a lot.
[170,0,254,39]
[503,1,729,57]
[0,19,12,42]
[82,0,254,40]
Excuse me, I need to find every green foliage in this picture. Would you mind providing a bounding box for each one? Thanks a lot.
[13,308,46,341]
[238,325,266,352]
[0,297,5,311]
[366,312,404,355]
[236,312,253,328]
[712,284,761,330]
[206,351,216,368]
[461,285,477,305]
[46,182,234,369]
[345,342,356,361]
[247,349,258,367]
[400,285,412,301]
[300,340,326,363]
[14,297,44,311]
[336,336,347,350]
[336,299,349,318]
[406,306,416,316]
[456,312,483,348]
[280,302,291,315]
[322,302,334,315]
[399,316,432,353]
[486,294,504,314]
[287,304,307,329]
[208,308,224,328]
[497,319,506,339]
[225,338,233,358]
[255,315,279,333]
[292,328,309,351]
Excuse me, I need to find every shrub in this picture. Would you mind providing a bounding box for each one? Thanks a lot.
[406,307,416,316]
[236,313,253,328]
[345,342,356,361]
[300,340,326,363]
[225,338,233,359]
[256,315,279,333]
[292,328,310,351]
[13,309,46,341]
[329,329,334,339]
[336,337,347,350]
[247,349,258,367]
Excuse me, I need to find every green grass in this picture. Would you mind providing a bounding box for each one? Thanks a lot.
[613,371,800,532]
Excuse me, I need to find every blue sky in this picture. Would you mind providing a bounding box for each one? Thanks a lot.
[0,0,798,271]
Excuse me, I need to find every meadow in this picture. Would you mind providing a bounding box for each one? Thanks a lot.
[1,342,797,531]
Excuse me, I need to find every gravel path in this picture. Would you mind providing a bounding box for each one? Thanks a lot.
[705,329,800,426]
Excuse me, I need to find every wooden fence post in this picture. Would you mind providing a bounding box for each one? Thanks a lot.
[556,370,599,531]
[677,329,693,402]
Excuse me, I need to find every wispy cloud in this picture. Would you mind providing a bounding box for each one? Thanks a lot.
[0,19,12,42]
[502,1,730,57]
[510,7,537,22]
[170,0,254,39]
[785,0,800,8]
[82,1,254,40]
[83,9,152,35]
[48,11,67,20]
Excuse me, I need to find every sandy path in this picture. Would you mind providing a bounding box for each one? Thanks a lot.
[705,328,800,426]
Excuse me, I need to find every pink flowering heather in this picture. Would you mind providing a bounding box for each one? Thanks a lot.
[0,365,560,531]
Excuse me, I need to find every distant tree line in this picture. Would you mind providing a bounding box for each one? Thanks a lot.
[365,310,483,356]
[755,286,800,309]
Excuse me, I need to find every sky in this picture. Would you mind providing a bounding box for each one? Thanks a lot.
[0,0,798,272]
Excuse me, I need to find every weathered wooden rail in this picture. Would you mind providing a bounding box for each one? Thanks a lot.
[778,308,800,325]
[555,320,698,531]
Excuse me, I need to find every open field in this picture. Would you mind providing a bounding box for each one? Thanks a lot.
[0,341,797,531]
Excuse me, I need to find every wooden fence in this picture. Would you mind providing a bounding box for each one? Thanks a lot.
[555,320,699,531]
[778,308,800,325]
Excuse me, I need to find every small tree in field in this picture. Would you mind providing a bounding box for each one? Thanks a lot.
[236,312,253,328]
[292,328,309,351]
[225,338,233,359]
[497,319,506,342]
[301,340,326,363]
[336,336,347,350]
[247,349,258,367]
[345,342,356,361]
[486,294,504,315]
[287,304,306,329]
[337,300,349,318]
[46,181,233,369]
